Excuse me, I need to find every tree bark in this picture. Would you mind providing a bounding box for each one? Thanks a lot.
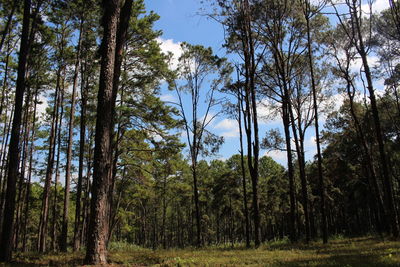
[107,0,133,245]
[84,0,122,263]
[0,0,31,261]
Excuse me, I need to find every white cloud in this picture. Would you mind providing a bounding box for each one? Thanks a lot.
[160,94,177,103]
[199,112,217,128]
[257,99,281,126]
[220,129,239,138]
[37,92,49,118]
[157,37,182,70]
[214,118,236,130]
[264,150,287,163]
[214,118,240,138]
[304,135,317,154]
[362,0,390,14]
[350,55,380,73]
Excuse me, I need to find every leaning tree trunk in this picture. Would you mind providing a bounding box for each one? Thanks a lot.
[0,0,31,261]
[351,1,400,237]
[0,0,17,53]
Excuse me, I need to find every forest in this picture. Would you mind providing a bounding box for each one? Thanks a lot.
[0,0,399,266]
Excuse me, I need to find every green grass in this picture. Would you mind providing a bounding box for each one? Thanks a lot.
[2,236,400,266]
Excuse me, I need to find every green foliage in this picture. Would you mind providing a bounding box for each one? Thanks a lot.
[8,237,400,266]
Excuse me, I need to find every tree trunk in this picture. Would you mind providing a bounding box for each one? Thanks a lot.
[237,86,250,248]
[240,0,261,247]
[282,98,297,242]
[192,161,201,247]
[289,100,310,242]
[304,3,328,243]
[22,86,39,252]
[73,30,91,251]
[61,20,83,252]
[51,79,65,251]
[0,105,14,232]
[107,0,133,245]
[0,0,31,261]
[38,35,66,253]
[0,0,17,53]
[14,82,32,250]
[84,0,122,263]
[352,7,400,237]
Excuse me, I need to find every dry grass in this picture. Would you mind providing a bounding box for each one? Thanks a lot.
[2,236,399,266]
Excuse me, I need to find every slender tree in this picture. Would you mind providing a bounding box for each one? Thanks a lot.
[173,43,228,246]
[60,17,83,252]
[303,0,328,243]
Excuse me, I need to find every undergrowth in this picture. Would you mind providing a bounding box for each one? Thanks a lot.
[0,236,398,266]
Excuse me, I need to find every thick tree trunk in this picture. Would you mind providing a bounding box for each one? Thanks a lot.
[107,0,133,245]
[0,0,31,261]
[84,0,122,263]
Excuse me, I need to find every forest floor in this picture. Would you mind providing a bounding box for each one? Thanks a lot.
[2,236,400,266]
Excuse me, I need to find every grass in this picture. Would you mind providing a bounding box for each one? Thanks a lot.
[2,236,400,266]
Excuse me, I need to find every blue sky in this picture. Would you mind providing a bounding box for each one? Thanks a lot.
[143,0,390,166]
[144,0,305,165]
[145,0,225,51]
